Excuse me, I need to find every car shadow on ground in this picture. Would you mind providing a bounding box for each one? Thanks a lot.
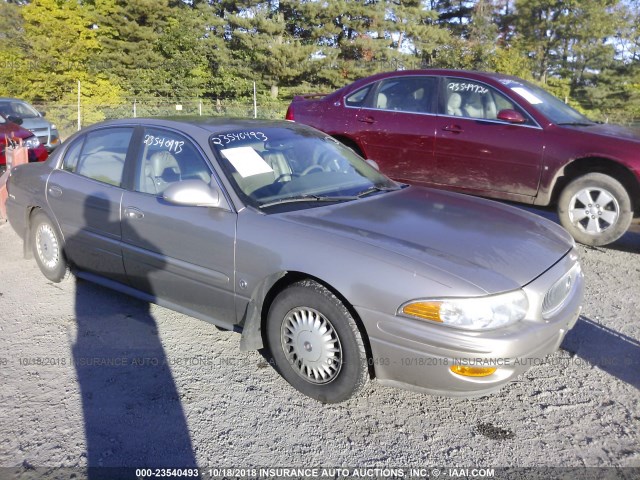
[561,316,640,390]
[73,280,199,475]
[71,195,198,476]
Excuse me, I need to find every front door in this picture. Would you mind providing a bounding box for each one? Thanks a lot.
[434,77,544,198]
[120,127,237,326]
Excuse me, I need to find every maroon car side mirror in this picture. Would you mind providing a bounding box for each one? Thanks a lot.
[497,109,526,124]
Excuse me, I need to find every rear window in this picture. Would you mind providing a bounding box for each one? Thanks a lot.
[345,86,371,107]
[72,128,133,187]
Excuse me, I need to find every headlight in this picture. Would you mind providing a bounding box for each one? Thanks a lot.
[542,262,581,319]
[22,136,41,149]
[400,290,529,330]
[51,124,57,131]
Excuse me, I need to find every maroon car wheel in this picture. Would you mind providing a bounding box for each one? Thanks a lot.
[558,173,633,247]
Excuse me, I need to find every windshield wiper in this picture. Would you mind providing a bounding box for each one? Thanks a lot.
[258,194,357,209]
[557,122,595,126]
[356,185,401,198]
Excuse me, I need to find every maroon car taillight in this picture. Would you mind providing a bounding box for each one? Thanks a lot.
[285,105,294,121]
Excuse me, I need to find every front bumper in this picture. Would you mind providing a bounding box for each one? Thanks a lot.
[30,127,61,152]
[356,249,584,397]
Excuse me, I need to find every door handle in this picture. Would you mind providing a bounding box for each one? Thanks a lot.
[442,124,464,134]
[47,185,62,198]
[124,207,144,220]
[357,116,376,124]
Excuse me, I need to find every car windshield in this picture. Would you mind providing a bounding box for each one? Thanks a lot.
[500,79,594,125]
[210,125,399,210]
[0,100,40,119]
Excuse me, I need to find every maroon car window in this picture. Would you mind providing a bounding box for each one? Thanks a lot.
[345,86,371,107]
[444,78,519,122]
[373,76,436,114]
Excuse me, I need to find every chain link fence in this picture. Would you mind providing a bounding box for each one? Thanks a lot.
[31,98,291,141]
[30,97,639,142]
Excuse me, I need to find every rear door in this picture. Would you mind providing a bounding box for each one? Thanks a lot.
[120,127,237,326]
[434,77,544,198]
[46,126,134,283]
[350,75,439,182]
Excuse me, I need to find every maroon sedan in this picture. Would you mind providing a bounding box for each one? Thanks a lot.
[0,113,48,173]
[286,70,640,246]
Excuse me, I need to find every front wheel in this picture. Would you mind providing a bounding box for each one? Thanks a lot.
[557,173,633,247]
[31,211,69,282]
[266,280,369,403]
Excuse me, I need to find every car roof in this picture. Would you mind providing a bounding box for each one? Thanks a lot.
[0,98,31,103]
[349,69,521,84]
[93,117,309,135]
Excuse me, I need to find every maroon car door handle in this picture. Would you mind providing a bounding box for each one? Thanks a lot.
[442,124,464,133]
[358,116,376,124]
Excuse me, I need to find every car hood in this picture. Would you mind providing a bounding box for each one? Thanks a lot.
[561,123,640,143]
[0,121,34,140]
[17,117,50,131]
[279,187,573,292]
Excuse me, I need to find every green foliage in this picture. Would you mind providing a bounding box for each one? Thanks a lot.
[0,0,637,124]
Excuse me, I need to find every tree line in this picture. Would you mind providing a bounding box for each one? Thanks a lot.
[0,0,638,125]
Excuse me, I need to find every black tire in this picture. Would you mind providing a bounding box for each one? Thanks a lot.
[266,280,369,403]
[557,173,633,247]
[31,211,70,282]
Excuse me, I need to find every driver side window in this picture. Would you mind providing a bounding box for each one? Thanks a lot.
[443,78,527,123]
[135,128,212,196]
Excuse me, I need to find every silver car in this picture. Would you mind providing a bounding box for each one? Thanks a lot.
[6,118,584,403]
[0,97,61,152]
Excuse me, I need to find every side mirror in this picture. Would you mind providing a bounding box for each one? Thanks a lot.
[497,109,526,124]
[366,159,380,171]
[163,178,225,208]
[40,111,47,117]
[7,115,23,125]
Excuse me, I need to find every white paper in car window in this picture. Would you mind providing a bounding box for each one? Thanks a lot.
[221,147,273,178]
[511,87,543,105]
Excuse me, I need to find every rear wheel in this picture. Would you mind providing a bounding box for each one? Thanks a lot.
[266,280,368,403]
[31,211,69,282]
[558,173,633,246]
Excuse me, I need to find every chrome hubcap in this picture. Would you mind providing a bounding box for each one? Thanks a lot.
[35,224,60,270]
[281,307,342,384]
[568,187,619,234]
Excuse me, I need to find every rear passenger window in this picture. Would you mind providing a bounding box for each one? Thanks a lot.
[373,76,436,113]
[74,128,133,187]
[62,137,84,173]
[345,86,371,107]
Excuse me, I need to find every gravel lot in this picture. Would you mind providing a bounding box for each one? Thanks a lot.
[0,210,638,477]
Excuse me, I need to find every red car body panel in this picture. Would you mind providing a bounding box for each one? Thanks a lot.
[287,70,640,210]
[0,118,49,168]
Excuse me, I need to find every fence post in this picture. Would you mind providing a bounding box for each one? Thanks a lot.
[253,82,257,119]
[77,80,81,131]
